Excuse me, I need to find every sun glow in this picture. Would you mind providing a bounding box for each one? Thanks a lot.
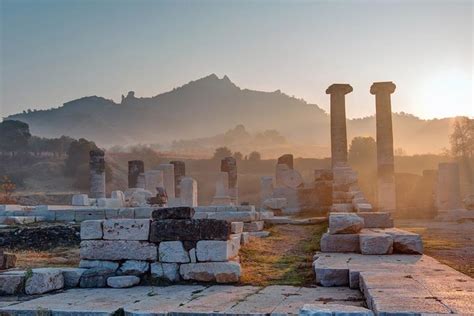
[418,69,473,118]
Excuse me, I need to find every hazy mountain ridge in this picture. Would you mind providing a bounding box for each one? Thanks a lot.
[6,74,454,155]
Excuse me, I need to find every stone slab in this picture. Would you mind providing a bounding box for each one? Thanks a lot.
[80,220,103,240]
[357,212,393,228]
[243,220,264,232]
[152,207,195,220]
[359,230,393,255]
[102,219,150,240]
[196,236,240,262]
[80,240,157,261]
[25,268,64,295]
[320,233,360,253]
[179,262,241,283]
[329,213,364,234]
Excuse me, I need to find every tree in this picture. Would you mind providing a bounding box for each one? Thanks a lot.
[0,120,31,155]
[248,151,261,161]
[212,147,232,160]
[233,151,243,160]
[348,137,376,165]
[64,138,98,176]
[450,117,474,158]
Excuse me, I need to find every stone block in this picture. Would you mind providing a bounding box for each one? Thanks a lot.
[381,228,423,254]
[159,241,190,263]
[80,240,157,261]
[207,211,257,223]
[330,203,353,213]
[102,219,150,240]
[107,275,140,288]
[150,219,230,242]
[105,209,119,219]
[320,233,360,253]
[75,209,105,222]
[150,262,180,282]
[243,221,264,232]
[193,212,209,219]
[80,220,103,240]
[25,268,64,295]
[55,210,75,222]
[329,213,364,234]
[0,272,25,295]
[357,212,393,228]
[300,303,373,315]
[359,230,393,255]
[241,232,250,245]
[196,236,240,262]
[179,262,241,283]
[152,206,195,220]
[134,207,153,219]
[118,260,150,276]
[263,198,287,210]
[118,208,134,218]
[355,203,374,212]
[249,231,270,238]
[79,267,115,288]
[61,268,87,288]
[231,222,244,234]
[79,260,119,270]
[72,194,89,206]
[189,248,197,263]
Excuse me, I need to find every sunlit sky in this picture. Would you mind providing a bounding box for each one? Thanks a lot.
[1,0,473,119]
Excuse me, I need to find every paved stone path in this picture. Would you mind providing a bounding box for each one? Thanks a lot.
[0,285,364,315]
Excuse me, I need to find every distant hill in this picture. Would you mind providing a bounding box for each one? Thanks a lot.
[6,74,455,156]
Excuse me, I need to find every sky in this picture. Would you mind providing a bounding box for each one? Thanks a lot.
[1,0,473,119]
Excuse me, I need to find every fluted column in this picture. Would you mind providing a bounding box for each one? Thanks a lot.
[326,84,353,168]
[371,81,396,212]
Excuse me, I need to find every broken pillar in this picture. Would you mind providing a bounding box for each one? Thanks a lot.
[180,177,198,207]
[326,84,353,168]
[128,160,144,188]
[89,149,106,199]
[221,157,238,204]
[170,161,186,198]
[371,81,396,212]
[212,172,232,205]
[260,176,274,205]
[157,164,175,198]
[437,162,462,210]
[145,170,164,195]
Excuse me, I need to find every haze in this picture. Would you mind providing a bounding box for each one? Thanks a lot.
[1,0,473,119]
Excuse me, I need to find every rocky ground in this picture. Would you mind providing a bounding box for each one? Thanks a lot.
[396,217,474,277]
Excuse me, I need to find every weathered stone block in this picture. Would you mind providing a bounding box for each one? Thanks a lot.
[75,210,105,222]
[179,262,241,283]
[359,230,393,255]
[330,203,353,213]
[357,212,393,228]
[80,220,103,240]
[102,219,150,240]
[152,206,195,220]
[243,221,264,232]
[107,275,140,288]
[118,208,134,218]
[79,260,119,270]
[320,233,360,253]
[118,260,150,276]
[134,207,153,219]
[159,241,190,263]
[25,268,64,295]
[79,267,115,288]
[61,268,87,288]
[249,231,270,238]
[355,203,374,212]
[150,262,180,282]
[196,236,240,262]
[150,219,230,242]
[382,228,423,254]
[72,194,89,206]
[241,232,250,245]
[80,240,157,261]
[231,222,244,234]
[0,272,25,295]
[329,213,364,234]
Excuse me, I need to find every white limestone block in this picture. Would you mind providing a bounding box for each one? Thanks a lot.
[196,236,240,262]
[80,220,103,240]
[329,213,364,234]
[102,219,150,240]
[25,268,64,295]
[359,230,393,255]
[80,240,157,261]
[159,241,190,263]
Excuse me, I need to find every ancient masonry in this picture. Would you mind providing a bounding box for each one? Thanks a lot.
[220,157,238,205]
[89,149,106,199]
[371,81,397,213]
[170,160,186,198]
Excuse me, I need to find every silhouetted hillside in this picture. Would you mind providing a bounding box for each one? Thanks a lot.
[6,74,455,156]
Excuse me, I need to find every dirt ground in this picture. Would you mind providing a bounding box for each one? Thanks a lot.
[13,247,79,270]
[239,223,326,286]
[396,218,474,277]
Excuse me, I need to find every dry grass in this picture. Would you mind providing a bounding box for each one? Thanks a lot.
[239,223,327,286]
[13,247,80,269]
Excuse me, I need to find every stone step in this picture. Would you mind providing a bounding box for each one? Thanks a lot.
[357,212,393,228]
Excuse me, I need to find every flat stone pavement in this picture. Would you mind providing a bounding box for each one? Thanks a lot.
[314,253,474,314]
[0,285,365,315]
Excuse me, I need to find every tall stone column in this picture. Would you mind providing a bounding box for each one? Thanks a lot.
[221,157,238,204]
[212,172,232,205]
[180,177,198,207]
[145,170,164,195]
[157,164,175,198]
[437,162,462,210]
[128,160,144,188]
[170,161,186,198]
[371,81,396,212]
[89,149,106,199]
[326,84,353,168]
[260,176,274,205]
